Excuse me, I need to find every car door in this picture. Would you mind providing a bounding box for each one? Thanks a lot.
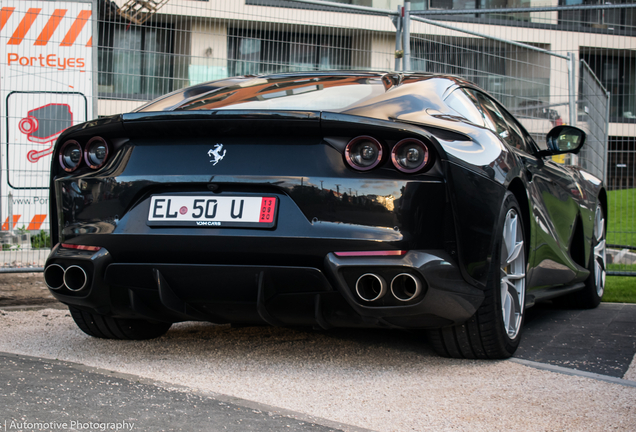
[469,90,582,289]
[523,153,587,288]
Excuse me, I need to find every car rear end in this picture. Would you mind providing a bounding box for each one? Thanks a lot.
[45,80,487,331]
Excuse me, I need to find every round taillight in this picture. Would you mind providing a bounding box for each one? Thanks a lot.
[59,140,83,172]
[391,138,430,173]
[84,137,109,169]
[344,136,383,171]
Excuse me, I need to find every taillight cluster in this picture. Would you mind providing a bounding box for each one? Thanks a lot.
[59,137,110,172]
[344,136,383,171]
[344,136,432,174]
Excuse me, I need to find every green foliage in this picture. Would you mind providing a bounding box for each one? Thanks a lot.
[607,188,635,248]
[31,230,51,249]
[603,276,636,303]
[608,263,636,272]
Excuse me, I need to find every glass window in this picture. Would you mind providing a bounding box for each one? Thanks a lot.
[98,23,174,100]
[290,38,316,71]
[171,76,387,112]
[445,89,485,126]
[559,0,636,32]
[480,0,507,7]
[430,0,453,9]
[111,26,143,95]
[468,90,508,137]
[474,92,509,135]
[498,104,532,153]
[410,39,505,91]
[582,51,636,123]
[228,30,351,76]
[410,0,475,10]
[235,38,263,75]
[472,90,531,152]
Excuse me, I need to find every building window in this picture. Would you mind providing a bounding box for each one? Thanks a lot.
[559,0,636,32]
[582,51,636,123]
[411,38,551,113]
[98,23,174,100]
[228,29,351,76]
[410,39,506,94]
[607,136,636,190]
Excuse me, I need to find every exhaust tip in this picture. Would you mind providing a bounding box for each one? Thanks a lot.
[355,273,387,302]
[44,264,65,290]
[391,273,423,302]
[63,265,88,292]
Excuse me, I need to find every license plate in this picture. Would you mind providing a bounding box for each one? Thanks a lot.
[147,195,278,228]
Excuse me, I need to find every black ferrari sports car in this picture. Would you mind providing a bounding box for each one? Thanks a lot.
[45,71,606,359]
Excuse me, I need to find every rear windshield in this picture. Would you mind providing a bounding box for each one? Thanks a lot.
[139,75,389,112]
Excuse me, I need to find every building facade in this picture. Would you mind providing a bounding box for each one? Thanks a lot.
[96,0,636,188]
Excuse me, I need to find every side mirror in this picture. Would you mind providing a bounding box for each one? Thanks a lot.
[542,125,586,156]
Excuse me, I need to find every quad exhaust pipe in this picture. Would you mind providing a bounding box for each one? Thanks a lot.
[355,272,423,302]
[43,264,65,290]
[390,273,422,302]
[44,264,88,292]
[356,273,387,302]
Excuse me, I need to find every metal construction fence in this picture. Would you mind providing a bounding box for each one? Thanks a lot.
[0,0,634,274]
[578,59,609,184]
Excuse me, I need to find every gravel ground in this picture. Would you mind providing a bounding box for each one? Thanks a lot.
[0,308,635,432]
[0,272,56,306]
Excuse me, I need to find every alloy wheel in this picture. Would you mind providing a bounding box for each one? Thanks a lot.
[500,208,525,339]
[593,206,606,298]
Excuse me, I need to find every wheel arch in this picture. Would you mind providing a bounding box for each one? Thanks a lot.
[507,178,531,256]
[598,187,608,231]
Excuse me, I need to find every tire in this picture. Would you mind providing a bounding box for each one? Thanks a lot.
[69,306,172,340]
[428,192,526,359]
[555,204,606,309]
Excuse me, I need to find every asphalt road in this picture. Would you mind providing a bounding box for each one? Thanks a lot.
[0,352,357,432]
[0,302,634,432]
[515,302,636,377]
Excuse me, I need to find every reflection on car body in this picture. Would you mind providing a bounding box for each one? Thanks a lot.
[45,72,606,359]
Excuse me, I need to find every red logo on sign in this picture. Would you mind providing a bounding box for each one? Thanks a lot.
[18,103,73,163]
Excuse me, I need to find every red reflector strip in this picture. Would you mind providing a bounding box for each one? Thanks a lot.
[259,197,276,223]
[334,250,408,257]
[61,243,101,252]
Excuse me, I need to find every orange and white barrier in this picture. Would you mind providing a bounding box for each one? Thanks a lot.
[2,214,47,231]
[1,1,95,235]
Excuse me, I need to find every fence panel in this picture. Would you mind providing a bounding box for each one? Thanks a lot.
[407,25,570,147]
[2,0,634,275]
[578,59,609,184]
[0,0,95,270]
[95,0,398,116]
[407,6,633,276]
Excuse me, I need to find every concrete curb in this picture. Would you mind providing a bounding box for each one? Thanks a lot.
[0,303,67,311]
[509,358,636,388]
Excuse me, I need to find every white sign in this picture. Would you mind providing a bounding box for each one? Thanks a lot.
[0,0,94,232]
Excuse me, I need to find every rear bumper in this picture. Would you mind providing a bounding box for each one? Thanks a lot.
[45,244,484,329]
